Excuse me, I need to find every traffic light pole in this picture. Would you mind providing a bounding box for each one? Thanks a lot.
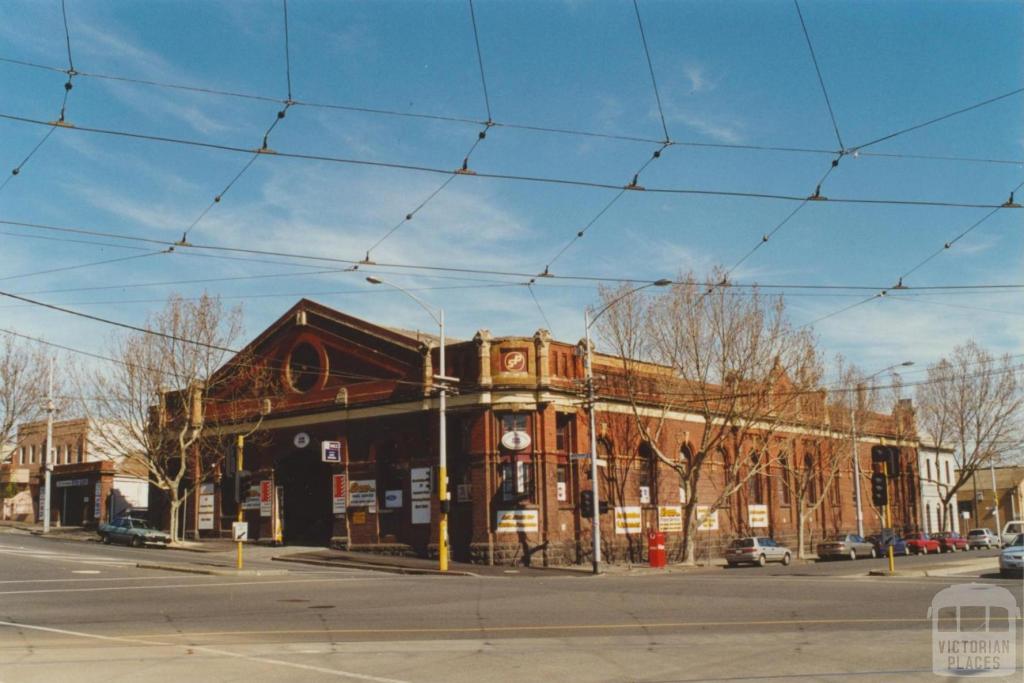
[236,434,244,570]
[584,308,601,575]
[884,461,895,574]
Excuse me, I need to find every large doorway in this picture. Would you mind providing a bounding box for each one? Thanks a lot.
[275,453,333,546]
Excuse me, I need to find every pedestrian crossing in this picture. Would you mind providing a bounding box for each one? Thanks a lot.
[0,542,136,568]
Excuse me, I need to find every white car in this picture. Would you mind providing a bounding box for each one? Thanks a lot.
[966,528,1001,550]
[1000,521,1023,548]
[999,534,1024,578]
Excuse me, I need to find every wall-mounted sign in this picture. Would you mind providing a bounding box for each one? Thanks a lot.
[321,440,343,463]
[384,490,403,508]
[293,432,310,449]
[496,508,539,533]
[748,504,769,528]
[93,482,102,520]
[658,505,683,532]
[556,481,567,502]
[348,479,377,507]
[679,487,686,504]
[456,483,472,503]
[411,500,430,525]
[56,478,90,488]
[639,486,651,505]
[198,489,215,530]
[500,430,531,451]
[501,350,528,373]
[332,474,346,514]
[695,505,718,531]
[259,480,273,517]
[411,467,432,500]
[614,506,643,535]
[352,510,367,525]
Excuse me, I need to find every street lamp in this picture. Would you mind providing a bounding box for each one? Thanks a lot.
[583,278,672,574]
[851,360,913,537]
[366,276,453,572]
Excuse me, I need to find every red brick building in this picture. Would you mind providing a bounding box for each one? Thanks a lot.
[183,299,921,565]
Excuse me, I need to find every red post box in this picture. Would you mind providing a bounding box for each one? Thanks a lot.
[647,529,666,568]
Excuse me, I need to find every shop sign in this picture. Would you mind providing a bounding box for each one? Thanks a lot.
[332,474,346,514]
[500,350,528,373]
[410,467,431,500]
[293,432,310,449]
[695,505,718,532]
[384,490,403,508]
[259,480,273,517]
[500,430,531,451]
[456,483,472,503]
[242,484,261,510]
[93,482,101,519]
[496,508,539,533]
[56,478,90,488]
[348,479,377,507]
[198,489,215,530]
[748,504,769,528]
[352,510,367,525]
[658,505,683,532]
[614,506,642,535]
[321,440,343,463]
[37,487,45,522]
[411,500,430,525]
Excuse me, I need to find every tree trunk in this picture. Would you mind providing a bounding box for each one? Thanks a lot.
[167,491,182,543]
[797,506,807,559]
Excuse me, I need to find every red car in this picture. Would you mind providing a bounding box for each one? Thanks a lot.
[931,531,969,552]
[904,533,941,554]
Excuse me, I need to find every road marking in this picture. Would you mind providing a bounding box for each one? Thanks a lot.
[70,570,101,574]
[0,575,399,596]
[0,619,413,683]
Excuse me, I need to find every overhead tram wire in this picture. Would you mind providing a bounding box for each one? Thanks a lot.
[793,0,844,151]
[0,0,77,197]
[467,0,493,124]
[0,250,170,284]
[632,0,670,143]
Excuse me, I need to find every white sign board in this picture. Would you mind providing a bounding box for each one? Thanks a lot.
[198,492,215,530]
[639,486,651,505]
[384,490,403,508]
[321,440,342,463]
[658,505,683,532]
[410,467,432,500]
[332,474,346,514]
[259,480,273,517]
[496,509,539,533]
[411,500,431,525]
[614,506,643,535]
[93,482,102,519]
[37,487,45,522]
[232,521,248,541]
[349,479,377,507]
[456,483,471,503]
[679,487,686,504]
[748,504,769,528]
[695,505,718,531]
[500,430,531,451]
[556,481,567,502]
[293,432,310,449]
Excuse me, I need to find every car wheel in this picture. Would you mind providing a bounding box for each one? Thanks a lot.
[757,554,767,567]
[726,561,737,568]
[870,547,877,559]
[101,534,111,545]
[130,536,144,548]
[782,553,791,566]
[849,549,857,561]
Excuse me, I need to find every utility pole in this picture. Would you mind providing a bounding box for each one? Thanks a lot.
[851,407,864,537]
[584,308,601,575]
[989,460,1001,540]
[42,357,54,533]
[236,434,244,570]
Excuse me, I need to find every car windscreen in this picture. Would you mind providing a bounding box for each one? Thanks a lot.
[730,539,755,548]
[967,530,986,536]
[128,519,153,529]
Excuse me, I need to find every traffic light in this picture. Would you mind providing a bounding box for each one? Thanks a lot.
[235,469,252,504]
[871,472,888,507]
[580,490,594,518]
[871,445,901,477]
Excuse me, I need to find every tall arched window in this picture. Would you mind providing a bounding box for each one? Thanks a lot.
[748,453,763,504]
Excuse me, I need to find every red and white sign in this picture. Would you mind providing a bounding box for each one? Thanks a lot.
[501,350,527,373]
[332,474,347,514]
[259,480,273,517]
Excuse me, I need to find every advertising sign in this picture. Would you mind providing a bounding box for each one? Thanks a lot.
[93,482,102,519]
[332,474,346,514]
[679,487,686,504]
[411,500,430,525]
[658,505,683,532]
[37,487,45,522]
[496,508,539,533]
[748,504,769,528]
[259,480,273,517]
[500,430,531,451]
[410,467,431,500]
[348,479,377,507]
[321,440,343,463]
[695,505,718,531]
[384,490,403,508]
[614,506,643,535]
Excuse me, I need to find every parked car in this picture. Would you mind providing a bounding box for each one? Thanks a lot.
[999,533,1024,578]
[966,528,1002,550]
[999,521,1023,548]
[97,516,171,547]
[904,532,941,555]
[725,537,792,567]
[930,531,969,553]
[867,533,911,557]
[816,533,877,560]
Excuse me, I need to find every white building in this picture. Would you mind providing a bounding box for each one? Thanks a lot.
[918,436,959,534]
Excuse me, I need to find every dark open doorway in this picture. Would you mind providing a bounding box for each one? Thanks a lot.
[275,452,333,546]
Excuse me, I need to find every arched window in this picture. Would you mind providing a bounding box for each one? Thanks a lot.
[926,459,932,483]
[803,453,816,502]
[748,453,763,504]
[925,503,932,533]
[777,452,791,505]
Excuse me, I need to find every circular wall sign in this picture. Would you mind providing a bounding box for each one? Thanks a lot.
[503,351,527,372]
[500,430,531,451]
[293,432,311,449]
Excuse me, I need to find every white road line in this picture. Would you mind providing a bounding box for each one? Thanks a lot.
[0,619,412,683]
[0,575,398,596]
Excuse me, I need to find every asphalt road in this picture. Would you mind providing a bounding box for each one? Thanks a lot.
[1,533,1021,682]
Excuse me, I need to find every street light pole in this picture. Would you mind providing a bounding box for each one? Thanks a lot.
[583,279,671,575]
[367,277,449,572]
[42,357,54,533]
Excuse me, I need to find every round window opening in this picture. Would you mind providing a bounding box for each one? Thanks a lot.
[288,342,322,393]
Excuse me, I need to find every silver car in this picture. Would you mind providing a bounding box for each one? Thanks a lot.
[999,534,1024,578]
[725,537,792,567]
[966,528,1001,550]
[816,533,877,560]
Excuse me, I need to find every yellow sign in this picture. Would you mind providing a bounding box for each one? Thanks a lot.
[351,511,367,525]
[495,509,539,533]
[695,505,718,531]
[614,506,642,535]
[658,505,683,532]
[748,503,769,528]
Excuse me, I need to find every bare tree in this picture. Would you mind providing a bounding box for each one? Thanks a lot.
[81,294,270,542]
[0,333,49,461]
[595,269,823,564]
[915,341,1023,532]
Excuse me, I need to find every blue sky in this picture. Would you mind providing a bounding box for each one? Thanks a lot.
[0,0,1021,385]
